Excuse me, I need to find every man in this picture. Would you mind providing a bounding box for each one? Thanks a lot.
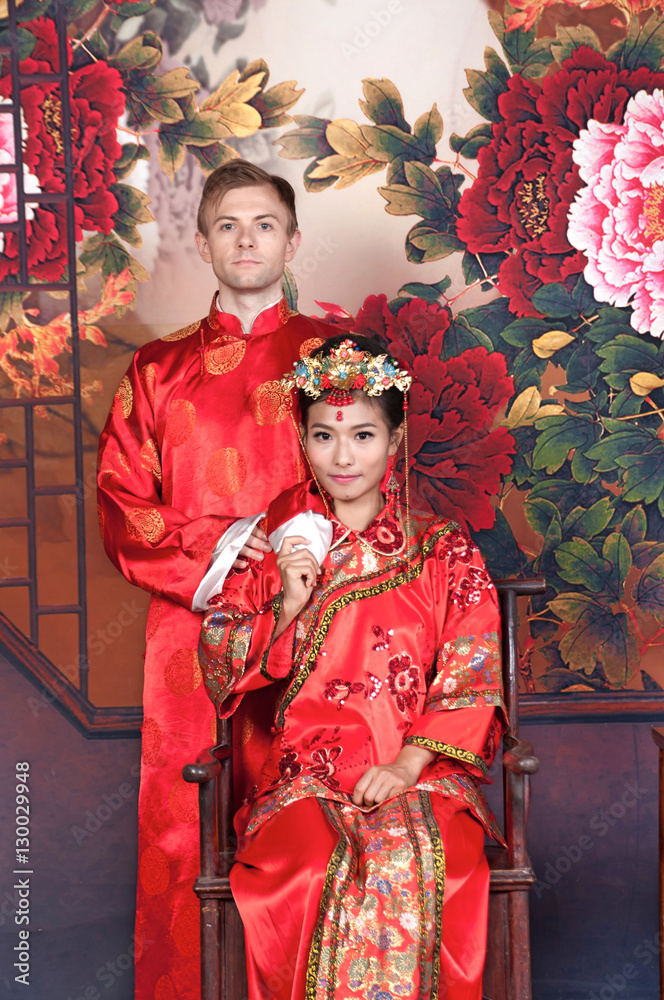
[97,160,335,999]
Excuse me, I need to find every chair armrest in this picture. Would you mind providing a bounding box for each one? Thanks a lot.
[182,742,231,784]
[503,738,539,775]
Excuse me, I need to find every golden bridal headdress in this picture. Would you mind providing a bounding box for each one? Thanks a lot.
[281,338,413,407]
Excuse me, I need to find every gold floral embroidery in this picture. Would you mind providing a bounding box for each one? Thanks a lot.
[112,375,133,418]
[168,775,198,823]
[203,335,246,375]
[164,647,202,696]
[278,295,298,324]
[162,319,201,342]
[138,845,170,896]
[124,506,166,544]
[299,337,324,358]
[99,446,131,479]
[206,447,246,497]
[249,379,290,425]
[164,398,196,447]
[140,439,162,480]
[139,363,157,405]
[141,716,162,765]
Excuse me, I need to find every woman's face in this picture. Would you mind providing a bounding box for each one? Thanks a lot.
[302,395,403,507]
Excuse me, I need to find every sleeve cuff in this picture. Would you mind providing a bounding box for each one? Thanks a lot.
[191,512,265,611]
[404,735,489,777]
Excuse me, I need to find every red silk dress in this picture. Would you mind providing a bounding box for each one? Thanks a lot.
[97,297,334,999]
[199,482,506,1000]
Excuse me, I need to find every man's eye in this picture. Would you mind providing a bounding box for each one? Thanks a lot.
[220,223,233,230]
[258,223,272,230]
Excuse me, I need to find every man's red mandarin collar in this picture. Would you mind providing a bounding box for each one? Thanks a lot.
[203,292,297,342]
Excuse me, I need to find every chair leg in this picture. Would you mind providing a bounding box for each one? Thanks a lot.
[507,891,533,1000]
[201,895,221,1000]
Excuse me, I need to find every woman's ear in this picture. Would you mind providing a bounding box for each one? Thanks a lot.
[299,422,306,441]
[388,424,404,455]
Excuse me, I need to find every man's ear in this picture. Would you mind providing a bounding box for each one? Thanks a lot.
[285,229,302,263]
[195,231,212,263]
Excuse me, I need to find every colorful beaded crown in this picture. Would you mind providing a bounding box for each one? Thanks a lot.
[281,338,412,407]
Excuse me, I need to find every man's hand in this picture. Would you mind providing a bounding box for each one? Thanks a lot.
[352,745,436,807]
[232,525,272,571]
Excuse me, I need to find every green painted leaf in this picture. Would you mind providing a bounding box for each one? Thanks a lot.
[555,538,611,593]
[601,613,638,686]
[611,12,664,72]
[157,134,186,180]
[598,334,660,387]
[112,31,163,72]
[549,592,604,625]
[440,315,493,359]
[398,278,451,303]
[525,497,560,537]
[463,63,507,124]
[277,116,334,160]
[405,223,463,263]
[379,162,447,221]
[449,123,493,159]
[550,23,602,64]
[470,508,528,578]
[359,78,410,131]
[303,159,337,193]
[97,235,149,283]
[0,291,28,333]
[617,447,664,504]
[413,104,443,155]
[488,9,554,76]
[251,79,304,129]
[282,268,298,312]
[563,498,614,541]
[113,143,150,182]
[500,317,551,348]
[531,282,578,318]
[461,298,514,344]
[603,532,632,594]
[632,540,664,570]
[621,506,647,546]
[189,142,238,176]
[532,415,592,474]
[559,607,608,672]
[571,445,599,485]
[0,27,35,61]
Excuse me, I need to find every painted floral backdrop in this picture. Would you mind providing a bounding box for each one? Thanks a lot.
[4,0,664,699]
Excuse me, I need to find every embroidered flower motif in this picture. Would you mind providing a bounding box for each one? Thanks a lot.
[371,625,393,652]
[361,515,404,554]
[399,911,419,932]
[324,679,365,710]
[387,654,420,713]
[451,567,494,612]
[308,746,342,788]
[365,672,383,700]
[361,548,379,574]
[442,676,457,695]
[439,527,476,570]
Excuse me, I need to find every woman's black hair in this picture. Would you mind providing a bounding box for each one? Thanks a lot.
[298,334,405,432]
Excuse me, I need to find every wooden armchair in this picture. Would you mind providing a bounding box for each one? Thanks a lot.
[183,578,544,1000]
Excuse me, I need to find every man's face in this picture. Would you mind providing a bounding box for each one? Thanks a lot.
[195,183,300,296]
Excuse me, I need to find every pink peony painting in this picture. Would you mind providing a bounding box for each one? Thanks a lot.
[568,88,664,336]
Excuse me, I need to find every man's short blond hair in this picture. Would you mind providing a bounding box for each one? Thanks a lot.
[197,159,298,237]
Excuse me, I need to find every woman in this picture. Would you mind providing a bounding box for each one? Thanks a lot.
[198,335,505,1000]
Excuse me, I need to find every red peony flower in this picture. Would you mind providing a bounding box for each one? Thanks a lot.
[308,746,342,788]
[456,48,664,317]
[0,18,125,282]
[387,653,420,713]
[320,294,515,531]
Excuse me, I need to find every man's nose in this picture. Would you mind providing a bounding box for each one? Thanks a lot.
[237,226,255,248]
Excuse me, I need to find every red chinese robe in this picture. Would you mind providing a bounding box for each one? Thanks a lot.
[97,297,334,1000]
[198,482,505,999]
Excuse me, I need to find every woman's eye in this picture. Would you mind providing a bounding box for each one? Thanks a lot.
[356,432,374,440]
[313,431,331,440]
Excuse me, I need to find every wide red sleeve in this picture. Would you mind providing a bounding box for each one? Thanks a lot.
[197,555,295,717]
[405,526,506,782]
[97,350,233,609]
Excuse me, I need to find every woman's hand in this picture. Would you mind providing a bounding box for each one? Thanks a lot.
[274,536,320,636]
[232,525,272,571]
[352,745,436,807]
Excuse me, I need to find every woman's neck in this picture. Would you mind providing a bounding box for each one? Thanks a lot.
[332,489,384,533]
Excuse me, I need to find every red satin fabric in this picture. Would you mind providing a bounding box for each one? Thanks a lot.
[97,298,334,999]
[232,796,489,1000]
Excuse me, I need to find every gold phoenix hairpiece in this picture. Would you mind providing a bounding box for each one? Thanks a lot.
[280,338,412,407]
